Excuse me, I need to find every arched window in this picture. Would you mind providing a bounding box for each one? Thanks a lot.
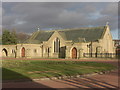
[54,38,60,53]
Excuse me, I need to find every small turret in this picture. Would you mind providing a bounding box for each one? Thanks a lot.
[106,22,109,26]
[37,27,40,31]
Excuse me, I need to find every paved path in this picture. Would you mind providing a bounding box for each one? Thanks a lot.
[2,70,119,89]
[2,59,119,89]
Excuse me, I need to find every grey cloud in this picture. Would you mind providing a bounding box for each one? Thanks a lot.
[100,3,118,16]
[2,2,118,34]
[0,2,2,31]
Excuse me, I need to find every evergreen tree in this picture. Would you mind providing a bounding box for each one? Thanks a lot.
[11,29,17,44]
[2,30,17,45]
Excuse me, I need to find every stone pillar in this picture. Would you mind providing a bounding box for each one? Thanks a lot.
[101,51,105,58]
[26,49,31,58]
[77,50,79,59]
[65,46,71,59]
[43,52,48,58]
[7,48,10,57]
[79,49,83,58]
[52,53,59,58]
[96,46,102,58]
[16,44,22,58]
[16,49,20,58]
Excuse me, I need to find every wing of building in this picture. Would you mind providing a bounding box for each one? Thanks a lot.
[2,25,115,58]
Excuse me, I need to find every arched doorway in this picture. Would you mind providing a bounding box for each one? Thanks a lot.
[21,47,25,57]
[96,46,102,57]
[2,48,8,57]
[72,47,77,59]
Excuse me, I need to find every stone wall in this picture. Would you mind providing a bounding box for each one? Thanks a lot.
[1,26,116,59]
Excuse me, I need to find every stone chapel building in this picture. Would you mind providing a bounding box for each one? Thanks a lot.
[1,25,115,59]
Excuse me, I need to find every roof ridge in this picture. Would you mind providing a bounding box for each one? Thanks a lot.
[32,26,105,33]
[43,26,105,32]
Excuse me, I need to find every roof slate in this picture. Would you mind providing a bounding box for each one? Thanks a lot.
[25,26,106,44]
[59,26,106,42]
[34,31,54,43]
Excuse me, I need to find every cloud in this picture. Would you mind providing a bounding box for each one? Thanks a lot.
[2,2,118,34]
[100,3,118,16]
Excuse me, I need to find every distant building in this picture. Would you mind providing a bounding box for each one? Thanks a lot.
[1,25,116,59]
[113,40,120,47]
[113,39,120,58]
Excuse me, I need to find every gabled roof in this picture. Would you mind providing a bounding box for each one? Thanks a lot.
[25,30,54,44]
[25,26,107,44]
[59,26,106,42]
[34,31,54,43]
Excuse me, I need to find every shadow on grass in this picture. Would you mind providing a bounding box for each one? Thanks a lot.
[52,71,118,89]
[2,68,118,89]
[2,68,31,81]
[2,68,55,89]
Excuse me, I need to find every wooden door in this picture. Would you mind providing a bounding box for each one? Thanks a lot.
[21,47,25,57]
[72,47,77,59]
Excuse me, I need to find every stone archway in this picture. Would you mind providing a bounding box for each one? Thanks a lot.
[72,47,77,59]
[21,47,25,57]
[2,48,8,57]
[96,46,102,57]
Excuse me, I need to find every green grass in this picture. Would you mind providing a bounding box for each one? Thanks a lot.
[2,60,117,80]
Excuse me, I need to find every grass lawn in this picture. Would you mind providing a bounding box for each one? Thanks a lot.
[2,60,117,80]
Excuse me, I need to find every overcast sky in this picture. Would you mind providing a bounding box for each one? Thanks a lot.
[2,2,118,39]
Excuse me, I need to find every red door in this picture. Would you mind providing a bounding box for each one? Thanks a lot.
[21,47,25,57]
[72,47,77,59]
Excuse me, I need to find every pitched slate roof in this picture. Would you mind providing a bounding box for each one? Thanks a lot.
[58,26,106,42]
[25,26,107,44]
[25,30,54,44]
[34,31,54,43]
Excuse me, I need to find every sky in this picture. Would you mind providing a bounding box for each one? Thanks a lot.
[2,2,119,39]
